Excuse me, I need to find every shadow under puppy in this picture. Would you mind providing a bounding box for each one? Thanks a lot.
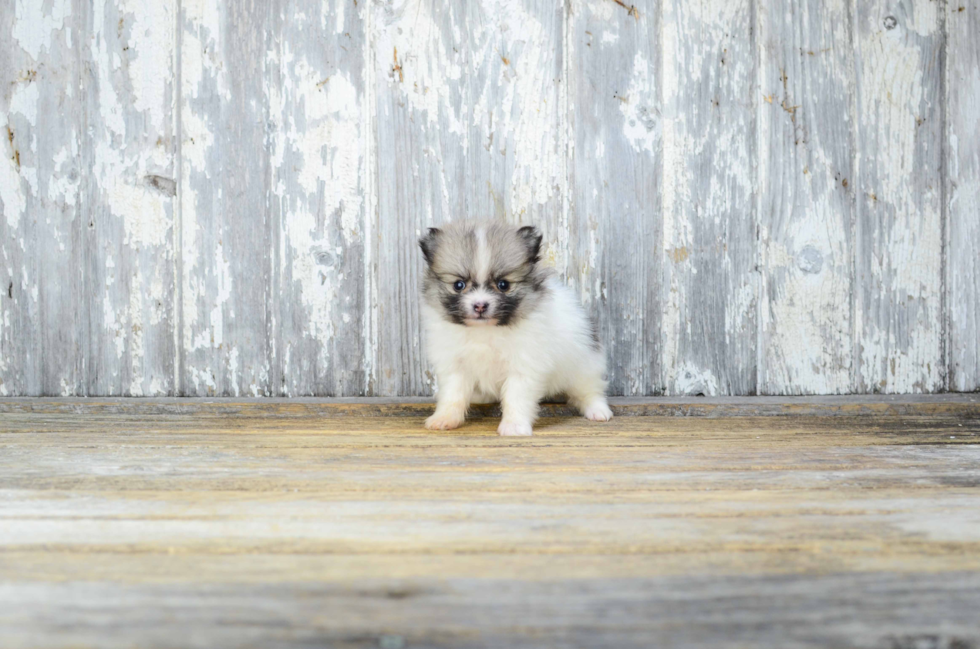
[419,221,613,436]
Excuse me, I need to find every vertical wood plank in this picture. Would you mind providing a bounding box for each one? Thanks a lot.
[854,0,943,393]
[372,0,565,396]
[0,1,37,395]
[757,0,855,394]
[661,0,758,396]
[82,0,176,396]
[568,0,661,396]
[946,0,980,391]
[179,0,276,396]
[1,0,83,396]
[274,0,369,397]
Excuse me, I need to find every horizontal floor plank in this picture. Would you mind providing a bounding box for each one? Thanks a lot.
[1,404,979,648]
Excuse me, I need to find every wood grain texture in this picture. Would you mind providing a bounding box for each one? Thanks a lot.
[1,406,979,647]
[660,0,758,396]
[568,0,662,396]
[179,0,277,396]
[854,0,944,394]
[947,0,980,391]
[0,1,84,396]
[372,0,565,396]
[83,0,177,396]
[757,0,855,395]
[273,0,370,396]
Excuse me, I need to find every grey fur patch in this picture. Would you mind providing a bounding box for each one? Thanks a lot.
[590,317,601,351]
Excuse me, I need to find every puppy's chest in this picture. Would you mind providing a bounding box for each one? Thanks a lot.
[454,334,513,387]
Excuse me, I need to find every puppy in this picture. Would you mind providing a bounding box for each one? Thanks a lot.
[419,221,613,436]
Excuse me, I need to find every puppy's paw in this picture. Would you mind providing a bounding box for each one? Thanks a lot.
[584,401,613,422]
[425,412,464,430]
[497,420,533,437]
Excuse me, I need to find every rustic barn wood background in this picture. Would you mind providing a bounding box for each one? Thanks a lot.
[0,0,977,397]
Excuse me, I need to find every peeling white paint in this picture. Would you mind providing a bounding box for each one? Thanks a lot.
[946,0,980,391]
[375,0,464,133]
[855,0,943,393]
[0,111,28,228]
[121,0,173,134]
[1,0,971,397]
[661,0,756,395]
[620,52,660,155]
[670,362,720,396]
[13,0,71,60]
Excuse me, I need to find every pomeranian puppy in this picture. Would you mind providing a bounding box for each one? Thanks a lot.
[419,221,613,436]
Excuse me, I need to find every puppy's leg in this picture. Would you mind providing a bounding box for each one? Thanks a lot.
[498,375,544,436]
[567,369,613,422]
[425,373,473,430]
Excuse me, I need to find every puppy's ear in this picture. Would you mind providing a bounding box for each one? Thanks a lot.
[419,227,441,266]
[516,225,543,264]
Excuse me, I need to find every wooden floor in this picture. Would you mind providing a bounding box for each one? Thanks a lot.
[2,397,979,648]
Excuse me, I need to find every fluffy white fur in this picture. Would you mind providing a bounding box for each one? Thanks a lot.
[423,274,612,436]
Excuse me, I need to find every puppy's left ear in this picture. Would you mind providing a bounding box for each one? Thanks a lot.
[517,225,543,264]
[419,227,441,266]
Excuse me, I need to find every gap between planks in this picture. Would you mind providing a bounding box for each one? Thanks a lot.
[0,394,978,418]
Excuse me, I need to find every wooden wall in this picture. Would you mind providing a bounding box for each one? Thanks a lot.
[0,0,977,397]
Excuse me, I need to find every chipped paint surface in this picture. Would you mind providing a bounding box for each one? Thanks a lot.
[568,0,662,396]
[275,0,369,397]
[1,0,977,396]
[661,0,757,395]
[946,0,980,392]
[757,0,854,395]
[854,0,943,394]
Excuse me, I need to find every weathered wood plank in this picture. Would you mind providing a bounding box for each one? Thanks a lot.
[660,0,758,395]
[947,1,980,391]
[82,0,176,396]
[2,574,980,649]
[2,573,977,649]
[273,0,370,396]
[854,0,944,393]
[3,394,978,418]
[179,0,276,396]
[1,410,979,647]
[0,1,84,396]
[568,0,662,396]
[372,0,565,396]
[0,2,38,395]
[758,0,855,395]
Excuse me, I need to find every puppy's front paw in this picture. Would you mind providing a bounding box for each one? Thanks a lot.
[497,420,533,437]
[584,401,613,422]
[425,412,464,430]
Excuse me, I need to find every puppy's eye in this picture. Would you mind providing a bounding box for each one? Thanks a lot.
[453,280,466,292]
[496,280,510,292]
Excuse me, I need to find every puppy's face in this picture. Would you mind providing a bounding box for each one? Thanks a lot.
[420,222,547,327]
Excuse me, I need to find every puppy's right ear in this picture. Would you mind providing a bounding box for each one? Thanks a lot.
[419,227,441,266]
[516,225,543,265]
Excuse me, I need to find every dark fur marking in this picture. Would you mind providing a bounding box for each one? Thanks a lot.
[418,227,441,265]
[439,291,467,325]
[516,225,543,264]
[494,291,524,326]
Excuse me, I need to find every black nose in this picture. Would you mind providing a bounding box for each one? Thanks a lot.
[473,302,489,315]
